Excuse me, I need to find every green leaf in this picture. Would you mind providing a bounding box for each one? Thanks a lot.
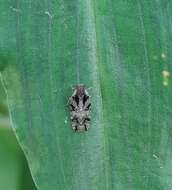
[0,127,23,190]
[0,127,37,190]
[1,0,172,189]
[0,82,8,115]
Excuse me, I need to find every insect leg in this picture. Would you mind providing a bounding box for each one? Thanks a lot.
[84,123,89,131]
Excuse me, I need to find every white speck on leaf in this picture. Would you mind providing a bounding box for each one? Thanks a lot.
[162,70,170,86]
[161,53,166,59]
[10,6,22,13]
[162,70,170,78]
[64,117,68,124]
[153,154,158,159]
[45,11,53,19]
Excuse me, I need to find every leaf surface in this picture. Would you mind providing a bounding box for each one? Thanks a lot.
[1,0,172,189]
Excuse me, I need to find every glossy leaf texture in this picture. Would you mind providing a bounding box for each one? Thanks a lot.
[1,0,172,190]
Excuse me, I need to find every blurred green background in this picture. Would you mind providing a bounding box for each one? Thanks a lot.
[0,81,37,190]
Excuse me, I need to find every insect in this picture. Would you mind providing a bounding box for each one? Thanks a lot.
[68,85,91,132]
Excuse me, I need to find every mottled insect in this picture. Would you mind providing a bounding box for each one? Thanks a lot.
[68,85,91,132]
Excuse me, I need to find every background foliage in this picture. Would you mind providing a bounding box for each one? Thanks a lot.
[0,82,36,190]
